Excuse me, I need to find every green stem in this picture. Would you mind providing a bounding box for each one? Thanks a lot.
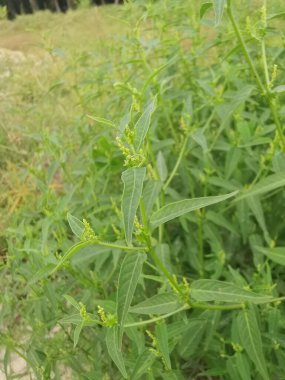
[192,302,244,310]
[140,199,182,295]
[261,40,270,88]
[226,0,265,94]
[98,240,146,251]
[163,134,189,192]
[125,302,246,328]
[124,305,190,327]
[158,191,165,243]
[269,100,285,152]
[227,0,285,151]
[51,240,146,275]
[197,211,205,278]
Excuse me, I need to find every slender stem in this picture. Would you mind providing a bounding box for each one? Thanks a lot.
[140,198,182,295]
[192,302,244,311]
[268,100,285,151]
[126,295,285,328]
[261,41,270,88]
[226,0,285,151]
[147,138,160,180]
[197,211,205,278]
[125,302,246,328]
[158,191,165,243]
[98,240,146,251]
[124,305,190,327]
[226,0,265,94]
[163,135,189,192]
[51,240,146,274]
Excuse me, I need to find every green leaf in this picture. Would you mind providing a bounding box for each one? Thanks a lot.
[213,0,226,26]
[121,167,146,245]
[178,319,207,359]
[191,280,272,303]
[246,196,270,244]
[130,293,180,315]
[73,322,84,347]
[87,114,115,127]
[237,308,270,380]
[29,264,55,285]
[206,210,238,235]
[200,2,213,20]
[272,85,285,93]
[50,240,99,274]
[237,172,285,200]
[59,314,82,325]
[134,98,157,150]
[105,327,128,379]
[67,213,84,239]
[143,180,162,216]
[117,252,146,344]
[236,352,251,380]
[156,322,171,370]
[131,350,155,380]
[156,151,168,181]
[225,147,241,179]
[192,128,208,152]
[150,191,238,229]
[64,295,80,311]
[255,246,285,266]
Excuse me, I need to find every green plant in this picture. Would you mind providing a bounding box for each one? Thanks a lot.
[1,0,285,379]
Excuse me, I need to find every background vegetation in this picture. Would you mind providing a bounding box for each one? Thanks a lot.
[1,0,285,379]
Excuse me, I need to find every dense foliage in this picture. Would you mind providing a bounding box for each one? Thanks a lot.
[1,0,285,379]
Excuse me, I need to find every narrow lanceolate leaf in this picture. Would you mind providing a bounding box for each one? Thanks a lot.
[143,180,162,216]
[121,167,146,245]
[106,327,128,379]
[213,0,226,26]
[67,213,84,239]
[272,85,285,93]
[237,172,285,200]
[156,151,168,181]
[131,350,155,380]
[156,322,171,370]
[73,322,84,347]
[134,98,157,150]
[237,308,270,380]
[191,280,272,303]
[117,252,146,344]
[178,320,207,359]
[256,246,285,266]
[246,196,270,244]
[130,293,180,315]
[86,115,115,127]
[150,191,238,229]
